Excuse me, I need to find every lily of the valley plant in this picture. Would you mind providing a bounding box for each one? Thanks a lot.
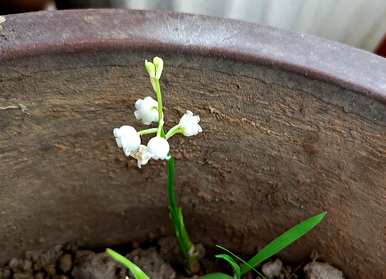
[112,57,202,272]
[108,57,326,278]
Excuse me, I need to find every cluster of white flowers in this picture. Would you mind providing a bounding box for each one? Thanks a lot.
[113,57,202,168]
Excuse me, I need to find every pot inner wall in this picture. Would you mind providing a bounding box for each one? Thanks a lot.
[0,51,385,279]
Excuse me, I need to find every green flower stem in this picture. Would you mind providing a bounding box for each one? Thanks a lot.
[147,61,199,273]
[165,124,182,139]
[157,119,165,137]
[151,78,164,136]
[138,128,158,136]
[167,157,200,274]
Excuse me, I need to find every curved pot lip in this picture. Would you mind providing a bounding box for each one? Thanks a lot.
[1,9,386,104]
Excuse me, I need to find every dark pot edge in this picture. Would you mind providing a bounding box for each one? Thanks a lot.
[0,8,386,105]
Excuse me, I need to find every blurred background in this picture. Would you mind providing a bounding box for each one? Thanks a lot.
[1,0,386,56]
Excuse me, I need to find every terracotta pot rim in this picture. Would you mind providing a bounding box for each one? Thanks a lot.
[1,8,386,104]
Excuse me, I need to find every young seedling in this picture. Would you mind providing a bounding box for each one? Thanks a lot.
[106,212,325,279]
[111,57,202,273]
[201,212,326,279]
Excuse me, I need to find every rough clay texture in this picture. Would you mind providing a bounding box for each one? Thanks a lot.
[0,50,385,279]
[0,237,193,279]
[304,262,345,279]
[0,236,343,279]
[262,259,283,278]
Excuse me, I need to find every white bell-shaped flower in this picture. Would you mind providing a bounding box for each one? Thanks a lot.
[134,96,159,125]
[179,110,202,137]
[131,145,152,168]
[113,125,141,156]
[147,136,170,160]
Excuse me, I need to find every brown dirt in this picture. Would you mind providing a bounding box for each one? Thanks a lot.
[0,237,345,279]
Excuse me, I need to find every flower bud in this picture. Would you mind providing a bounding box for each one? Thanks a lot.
[153,57,164,79]
[145,60,156,78]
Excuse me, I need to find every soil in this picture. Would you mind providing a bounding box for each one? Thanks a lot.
[0,237,345,279]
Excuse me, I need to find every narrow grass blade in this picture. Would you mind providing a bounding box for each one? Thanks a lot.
[240,212,326,275]
[106,248,150,279]
[215,254,241,279]
[216,245,265,279]
[200,272,235,279]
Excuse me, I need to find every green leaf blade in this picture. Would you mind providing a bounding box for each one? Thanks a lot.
[215,245,266,279]
[215,254,241,279]
[240,212,326,275]
[106,248,151,279]
[200,272,235,279]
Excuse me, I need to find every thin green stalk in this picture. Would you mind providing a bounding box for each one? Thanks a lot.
[165,124,182,139]
[152,78,164,136]
[157,119,164,137]
[138,128,158,136]
[154,79,163,118]
[167,157,200,273]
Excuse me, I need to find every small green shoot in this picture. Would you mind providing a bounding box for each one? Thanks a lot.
[106,248,150,279]
[215,245,265,278]
[240,212,326,275]
[215,254,241,279]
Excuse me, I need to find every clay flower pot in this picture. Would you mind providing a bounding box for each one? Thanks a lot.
[0,9,385,279]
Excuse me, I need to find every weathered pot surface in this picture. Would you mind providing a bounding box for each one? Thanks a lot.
[0,9,385,279]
